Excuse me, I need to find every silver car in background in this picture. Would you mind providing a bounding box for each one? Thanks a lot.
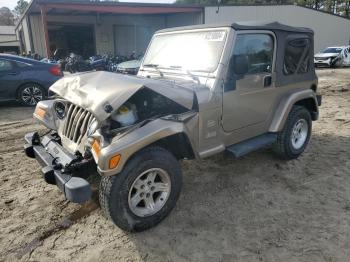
[314,46,350,67]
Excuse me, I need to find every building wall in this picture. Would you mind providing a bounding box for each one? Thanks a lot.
[0,26,18,43]
[0,34,17,43]
[16,20,32,54]
[165,12,203,28]
[205,5,350,51]
[21,18,32,53]
[21,12,202,57]
[29,15,46,57]
[97,14,166,55]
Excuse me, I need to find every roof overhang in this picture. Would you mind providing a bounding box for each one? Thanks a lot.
[16,0,203,29]
[0,41,20,47]
[41,3,201,15]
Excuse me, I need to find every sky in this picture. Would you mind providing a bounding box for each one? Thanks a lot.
[0,0,176,10]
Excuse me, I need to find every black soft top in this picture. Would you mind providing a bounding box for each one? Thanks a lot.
[232,21,313,34]
[157,21,313,34]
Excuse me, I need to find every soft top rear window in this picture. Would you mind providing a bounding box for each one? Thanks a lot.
[283,38,310,75]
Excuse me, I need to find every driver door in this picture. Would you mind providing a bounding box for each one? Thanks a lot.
[222,32,277,132]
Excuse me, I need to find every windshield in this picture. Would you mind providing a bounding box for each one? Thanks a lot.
[322,47,342,54]
[143,29,227,73]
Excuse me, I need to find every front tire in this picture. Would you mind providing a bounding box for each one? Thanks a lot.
[99,146,182,232]
[18,83,45,106]
[273,105,312,160]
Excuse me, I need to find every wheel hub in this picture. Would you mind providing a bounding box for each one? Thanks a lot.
[128,168,171,217]
[22,86,43,106]
[291,119,308,150]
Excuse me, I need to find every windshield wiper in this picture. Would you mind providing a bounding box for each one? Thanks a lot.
[169,65,200,84]
[143,64,164,77]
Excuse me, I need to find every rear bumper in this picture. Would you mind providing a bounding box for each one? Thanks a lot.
[24,132,92,203]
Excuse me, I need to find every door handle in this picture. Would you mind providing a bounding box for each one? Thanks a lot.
[263,75,272,87]
[8,71,19,75]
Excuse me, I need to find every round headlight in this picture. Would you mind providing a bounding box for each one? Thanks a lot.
[54,102,66,120]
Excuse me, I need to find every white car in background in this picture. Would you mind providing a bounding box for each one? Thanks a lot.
[314,46,350,67]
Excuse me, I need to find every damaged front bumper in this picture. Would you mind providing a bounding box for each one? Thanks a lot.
[24,132,92,203]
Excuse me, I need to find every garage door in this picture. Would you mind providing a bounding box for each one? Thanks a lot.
[114,25,153,56]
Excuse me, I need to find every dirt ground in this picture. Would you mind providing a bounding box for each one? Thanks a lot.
[0,68,349,262]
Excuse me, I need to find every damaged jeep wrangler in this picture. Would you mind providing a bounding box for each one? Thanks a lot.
[24,22,321,232]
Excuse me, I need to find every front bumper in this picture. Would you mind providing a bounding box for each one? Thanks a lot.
[24,132,92,203]
[314,58,331,66]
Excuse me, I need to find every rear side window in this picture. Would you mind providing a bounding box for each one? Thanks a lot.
[284,38,310,75]
[16,61,31,68]
[0,59,13,72]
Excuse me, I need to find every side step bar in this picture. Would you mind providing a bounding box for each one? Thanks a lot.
[226,133,277,158]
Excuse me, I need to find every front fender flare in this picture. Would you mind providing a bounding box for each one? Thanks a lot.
[97,118,196,176]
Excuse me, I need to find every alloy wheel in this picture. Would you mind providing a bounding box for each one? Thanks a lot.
[128,168,171,217]
[21,86,43,106]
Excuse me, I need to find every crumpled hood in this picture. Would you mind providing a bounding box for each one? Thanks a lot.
[50,71,195,121]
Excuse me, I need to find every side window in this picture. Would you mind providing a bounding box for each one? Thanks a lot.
[232,33,274,75]
[284,38,310,75]
[16,61,31,68]
[0,59,13,72]
[344,48,349,58]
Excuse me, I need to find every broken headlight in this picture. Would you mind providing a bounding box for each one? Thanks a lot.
[54,101,66,120]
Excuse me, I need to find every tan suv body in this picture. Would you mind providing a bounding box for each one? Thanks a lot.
[25,22,321,231]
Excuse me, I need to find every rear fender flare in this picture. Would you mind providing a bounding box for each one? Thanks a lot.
[269,89,318,132]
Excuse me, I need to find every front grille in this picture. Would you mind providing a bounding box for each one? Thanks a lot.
[315,57,328,61]
[62,103,96,144]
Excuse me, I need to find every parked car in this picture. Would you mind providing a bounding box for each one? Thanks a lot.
[89,55,107,71]
[24,22,321,232]
[0,54,63,106]
[40,58,59,64]
[116,58,142,75]
[314,46,350,67]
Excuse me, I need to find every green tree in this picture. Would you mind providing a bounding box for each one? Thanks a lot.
[0,7,15,25]
[176,0,349,18]
[14,0,29,16]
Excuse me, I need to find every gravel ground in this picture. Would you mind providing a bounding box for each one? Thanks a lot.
[0,68,349,262]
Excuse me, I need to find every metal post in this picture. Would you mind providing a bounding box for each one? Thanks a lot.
[40,5,51,58]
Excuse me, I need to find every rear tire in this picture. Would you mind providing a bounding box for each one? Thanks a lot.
[99,146,182,232]
[273,105,312,160]
[18,83,45,106]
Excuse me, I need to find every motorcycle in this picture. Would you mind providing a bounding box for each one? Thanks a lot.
[65,53,92,73]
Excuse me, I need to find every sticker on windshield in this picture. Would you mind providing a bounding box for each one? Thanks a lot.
[205,31,226,42]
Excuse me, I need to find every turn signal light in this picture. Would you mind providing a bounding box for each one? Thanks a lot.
[92,140,101,157]
[109,154,121,169]
[34,106,46,118]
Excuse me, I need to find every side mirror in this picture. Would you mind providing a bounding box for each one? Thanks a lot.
[229,55,249,76]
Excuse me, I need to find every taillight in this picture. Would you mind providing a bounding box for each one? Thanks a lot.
[49,65,62,77]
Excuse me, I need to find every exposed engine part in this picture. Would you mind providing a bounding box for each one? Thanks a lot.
[111,103,138,127]
[127,88,188,121]
[109,88,189,129]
